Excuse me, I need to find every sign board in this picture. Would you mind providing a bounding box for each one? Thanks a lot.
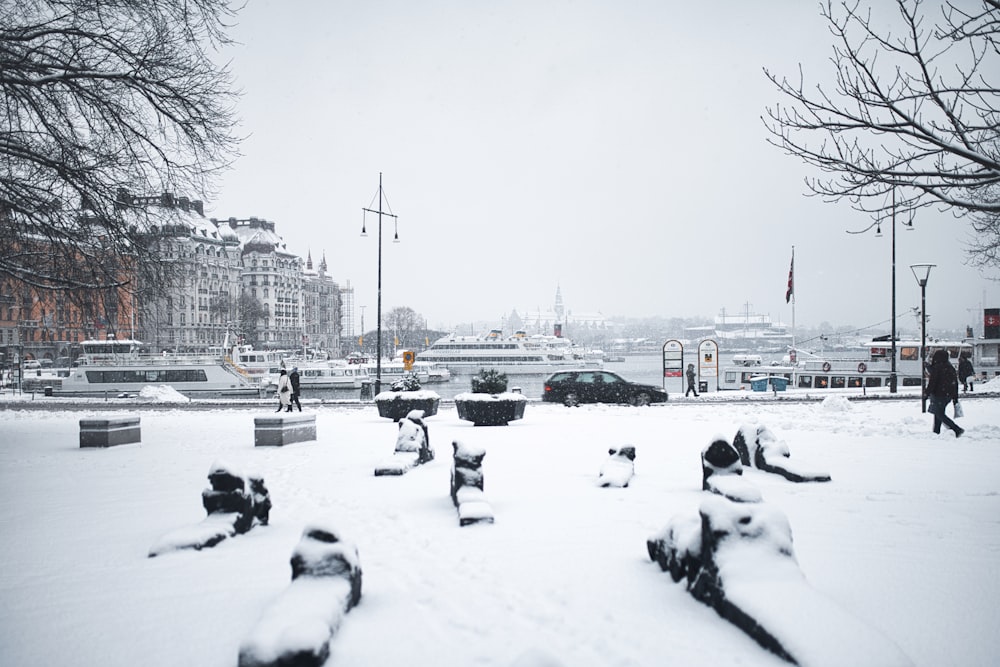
[662,339,683,378]
[402,350,415,371]
[698,339,719,383]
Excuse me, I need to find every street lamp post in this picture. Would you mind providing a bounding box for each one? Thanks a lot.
[858,188,914,393]
[361,173,399,396]
[910,263,935,413]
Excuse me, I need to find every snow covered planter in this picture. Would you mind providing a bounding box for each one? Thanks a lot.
[374,375,439,421]
[148,461,271,557]
[238,522,362,667]
[647,495,912,667]
[454,368,526,426]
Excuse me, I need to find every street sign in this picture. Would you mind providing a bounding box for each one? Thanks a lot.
[662,339,683,378]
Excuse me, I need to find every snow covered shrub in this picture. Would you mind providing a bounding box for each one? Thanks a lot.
[471,368,508,394]
[390,374,422,392]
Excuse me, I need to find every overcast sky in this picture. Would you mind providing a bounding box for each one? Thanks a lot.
[209,0,999,336]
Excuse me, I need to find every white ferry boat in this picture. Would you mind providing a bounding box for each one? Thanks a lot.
[363,360,430,385]
[46,337,260,397]
[227,345,291,384]
[416,329,590,375]
[719,337,973,391]
[263,360,370,392]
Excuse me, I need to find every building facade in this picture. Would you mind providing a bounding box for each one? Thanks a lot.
[2,194,346,365]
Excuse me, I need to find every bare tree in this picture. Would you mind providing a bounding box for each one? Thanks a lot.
[384,306,424,349]
[237,292,265,347]
[0,0,241,291]
[763,0,1000,264]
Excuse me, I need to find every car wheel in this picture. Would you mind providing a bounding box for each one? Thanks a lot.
[564,393,580,407]
[633,392,651,407]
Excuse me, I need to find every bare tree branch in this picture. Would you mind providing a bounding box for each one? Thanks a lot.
[763,0,1000,266]
[0,0,242,293]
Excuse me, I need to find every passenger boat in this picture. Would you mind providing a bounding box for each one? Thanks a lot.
[718,338,973,391]
[414,361,451,383]
[39,337,260,397]
[227,345,292,385]
[263,360,370,392]
[416,329,591,374]
[363,360,430,385]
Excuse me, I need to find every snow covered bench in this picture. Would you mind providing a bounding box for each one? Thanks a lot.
[598,445,636,487]
[451,440,494,526]
[648,496,912,666]
[254,414,316,447]
[238,522,362,667]
[148,461,271,557]
[732,424,831,484]
[79,415,141,448]
[374,410,434,476]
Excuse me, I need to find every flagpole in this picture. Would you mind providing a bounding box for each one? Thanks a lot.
[788,246,795,362]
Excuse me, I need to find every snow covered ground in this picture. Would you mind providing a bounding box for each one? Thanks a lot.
[1,383,999,667]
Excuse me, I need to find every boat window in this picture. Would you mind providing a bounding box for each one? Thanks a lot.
[814,376,829,388]
[798,375,813,388]
[900,347,919,361]
[902,377,922,386]
[831,376,846,389]
[865,377,881,387]
[847,376,863,388]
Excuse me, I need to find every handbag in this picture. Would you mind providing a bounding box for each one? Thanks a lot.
[953,400,963,418]
[280,384,289,393]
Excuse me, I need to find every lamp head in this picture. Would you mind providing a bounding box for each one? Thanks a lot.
[909,263,935,287]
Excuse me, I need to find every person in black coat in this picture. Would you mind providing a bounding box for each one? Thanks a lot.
[288,366,302,412]
[925,349,963,437]
[958,353,974,392]
[685,363,699,397]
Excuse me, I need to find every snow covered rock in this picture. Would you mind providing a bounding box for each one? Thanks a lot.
[149,461,271,557]
[649,496,912,666]
[375,410,434,476]
[598,445,636,487]
[701,436,761,503]
[733,424,831,483]
[451,440,493,526]
[238,522,362,667]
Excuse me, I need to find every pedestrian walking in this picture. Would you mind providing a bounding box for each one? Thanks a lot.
[925,349,963,437]
[958,352,974,392]
[276,369,291,412]
[685,363,699,397]
[289,366,302,411]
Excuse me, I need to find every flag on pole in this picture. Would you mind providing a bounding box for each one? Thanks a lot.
[785,250,794,303]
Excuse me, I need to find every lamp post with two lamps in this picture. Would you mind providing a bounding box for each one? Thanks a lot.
[361,173,399,396]
[848,188,914,393]
[910,263,935,413]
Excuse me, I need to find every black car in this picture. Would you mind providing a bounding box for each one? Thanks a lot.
[541,369,668,406]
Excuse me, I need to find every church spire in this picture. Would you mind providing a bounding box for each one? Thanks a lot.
[554,284,564,321]
[306,250,313,271]
[320,251,328,273]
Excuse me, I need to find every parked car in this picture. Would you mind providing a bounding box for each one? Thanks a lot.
[541,369,668,406]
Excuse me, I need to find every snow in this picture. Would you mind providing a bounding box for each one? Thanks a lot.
[1,389,999,666]
[138,384,191,402]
